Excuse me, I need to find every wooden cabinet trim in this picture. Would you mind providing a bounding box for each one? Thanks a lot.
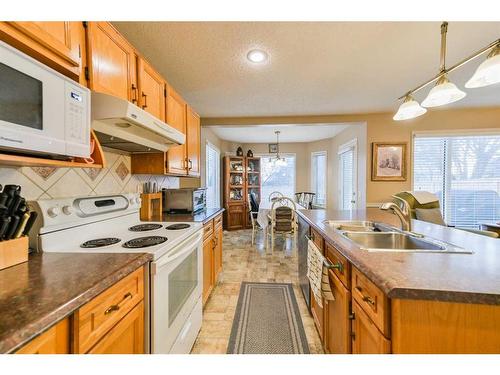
[15,318,70,354]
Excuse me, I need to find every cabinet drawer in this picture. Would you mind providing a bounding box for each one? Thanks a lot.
[73,267,144,353]
[351,267,390,337]
[325,240,351,288]
[214,214,223,229]
[203,220,214,241]
[310,227,324,253]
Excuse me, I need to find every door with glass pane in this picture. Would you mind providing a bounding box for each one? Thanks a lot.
[339,141,357,210]
[206,142,220,209]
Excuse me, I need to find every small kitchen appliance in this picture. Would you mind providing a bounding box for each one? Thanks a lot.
[162,188,207,214]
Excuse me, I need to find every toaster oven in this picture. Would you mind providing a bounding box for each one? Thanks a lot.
[162,188,207,214]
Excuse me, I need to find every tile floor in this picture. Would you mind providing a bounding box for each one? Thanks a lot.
[191,229,324,354]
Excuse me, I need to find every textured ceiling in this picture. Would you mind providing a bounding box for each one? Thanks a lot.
[209,123,352,143]
[113,22,500,118]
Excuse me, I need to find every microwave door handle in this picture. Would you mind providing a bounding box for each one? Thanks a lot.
[153,231,203,271]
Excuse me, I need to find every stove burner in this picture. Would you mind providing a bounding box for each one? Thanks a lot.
[81,238,121,248]
[122,236,168,249]
[129,223,163,232]
[165,223,191,230]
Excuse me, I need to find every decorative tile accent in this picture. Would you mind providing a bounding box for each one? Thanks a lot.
[31,167,57,180]
[45,169,92,198]
[83,168,102,181]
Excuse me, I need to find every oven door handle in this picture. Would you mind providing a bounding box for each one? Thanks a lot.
[152,230,203,273]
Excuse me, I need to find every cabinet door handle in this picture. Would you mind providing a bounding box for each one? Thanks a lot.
[131,84,138,104]
[362,295,376,306]
[188,159,193,170]
[104,292,133,315]
[141,92,148,109]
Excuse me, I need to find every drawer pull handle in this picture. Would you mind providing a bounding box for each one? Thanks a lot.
[323,259,343,272]
[362,295,376,306]
[104,292,133,315]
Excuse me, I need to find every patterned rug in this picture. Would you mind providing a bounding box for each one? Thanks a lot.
[227,282,310,354]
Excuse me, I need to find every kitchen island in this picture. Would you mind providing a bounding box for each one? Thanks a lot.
[297,208,500,354]
[0,252,151,353]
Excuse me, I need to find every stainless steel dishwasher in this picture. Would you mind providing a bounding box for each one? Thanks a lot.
[297,215,311,311]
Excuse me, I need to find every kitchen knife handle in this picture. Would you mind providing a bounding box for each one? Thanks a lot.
[14,212,30,239]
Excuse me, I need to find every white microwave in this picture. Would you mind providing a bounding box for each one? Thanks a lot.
[0,40,90,158]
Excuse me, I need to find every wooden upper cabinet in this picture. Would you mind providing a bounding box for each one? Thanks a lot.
[166,85,187,175]
[186,105,201,177]
[137,57,166,121]
[0,22,84,81]
[86,22,137,102]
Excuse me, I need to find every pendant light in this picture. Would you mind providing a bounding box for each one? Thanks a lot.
[269,131,286,166]
[393,95,427,121]
[465,44,500,88]
[421,22,466,108]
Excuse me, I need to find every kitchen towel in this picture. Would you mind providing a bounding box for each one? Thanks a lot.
[306,239,334,308]
[404,191,439,205]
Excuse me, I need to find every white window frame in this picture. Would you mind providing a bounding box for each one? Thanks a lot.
[338,138,358,210]
[257,153,297,200]
[311,151,327,208]
[205,140,220,209]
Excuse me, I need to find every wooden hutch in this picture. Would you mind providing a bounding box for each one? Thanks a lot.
[223,156,261,230]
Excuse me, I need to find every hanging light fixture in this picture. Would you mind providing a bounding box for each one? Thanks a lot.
[465,44,500,88]
[393,95,427,121]
[421,22,466,108]
[269,130,287,166]
[394,22,499,121]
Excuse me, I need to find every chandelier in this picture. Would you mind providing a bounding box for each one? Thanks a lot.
[394,22,500,121]
[269,130,287,166]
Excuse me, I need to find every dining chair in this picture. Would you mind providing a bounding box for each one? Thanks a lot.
[247,194,262,245]
[267,197,297,251]
[268,191,284,202]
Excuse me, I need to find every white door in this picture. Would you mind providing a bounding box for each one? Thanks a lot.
[338,139,358,210]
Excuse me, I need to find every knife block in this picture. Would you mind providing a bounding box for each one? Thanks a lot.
[140,193,162,221]
[0,236,29,270]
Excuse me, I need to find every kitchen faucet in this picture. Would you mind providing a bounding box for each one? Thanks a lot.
[380,195,412,232]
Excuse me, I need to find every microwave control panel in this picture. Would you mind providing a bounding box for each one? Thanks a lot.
[64,82,90,157]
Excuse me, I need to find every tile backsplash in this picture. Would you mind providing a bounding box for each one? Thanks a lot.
[0,149,179,200]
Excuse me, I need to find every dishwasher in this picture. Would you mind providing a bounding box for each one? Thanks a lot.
[297,215,311,311]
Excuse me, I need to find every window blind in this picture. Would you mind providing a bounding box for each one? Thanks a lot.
[339,148,354,210]
[311,152,327,207]
[206,143,220,209]
[413,134,500,228]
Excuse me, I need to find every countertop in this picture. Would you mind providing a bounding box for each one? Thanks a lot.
[297,208,500,305]
[159,207,224,224]
[0,252,152,353]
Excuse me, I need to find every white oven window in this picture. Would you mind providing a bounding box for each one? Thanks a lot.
[168,249,198,326]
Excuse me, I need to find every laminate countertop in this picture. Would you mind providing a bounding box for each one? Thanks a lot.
[158,208,225,224]
[298,208,500,305]
[0,252,151,353]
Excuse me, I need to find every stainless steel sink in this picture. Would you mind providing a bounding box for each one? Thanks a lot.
[340,231,472,254]
[323,220,379,232]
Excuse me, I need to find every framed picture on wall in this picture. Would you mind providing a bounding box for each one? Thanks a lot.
[371,142,407,181]
[268,143,278,153]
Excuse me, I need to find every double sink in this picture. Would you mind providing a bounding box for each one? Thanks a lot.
[324,220,472,254]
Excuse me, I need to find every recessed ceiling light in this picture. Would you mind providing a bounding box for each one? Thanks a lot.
[247,49,268,64]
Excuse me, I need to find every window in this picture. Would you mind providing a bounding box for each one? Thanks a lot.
[338,139,357,210]
[206,142,220,209]
[413,133,500,228]
[259,154,296,201]
[311,151,327,207]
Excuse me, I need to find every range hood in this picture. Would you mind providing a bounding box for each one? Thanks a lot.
[91,92,185,153]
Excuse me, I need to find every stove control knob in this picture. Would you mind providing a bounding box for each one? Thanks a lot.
[62,205,73,215]
[47,206,60,218]
[129,197,135,205]
[135,197,141,205]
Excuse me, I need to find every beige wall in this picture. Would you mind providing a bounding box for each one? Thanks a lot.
[204,106,500,205]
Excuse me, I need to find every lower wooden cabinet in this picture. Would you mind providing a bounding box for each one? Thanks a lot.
[202,234,214,305]
[325,270,351,354]
[311,291,325,341]
[16,319,70,354]
[224,204,245,230]
[351,300,391,354]
[87,301,144,354]
[202,214,224,306]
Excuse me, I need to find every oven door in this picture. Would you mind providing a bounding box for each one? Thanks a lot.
[150,229,203,353]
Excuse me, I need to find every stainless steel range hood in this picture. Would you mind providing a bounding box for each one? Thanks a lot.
[91,92,185,153]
